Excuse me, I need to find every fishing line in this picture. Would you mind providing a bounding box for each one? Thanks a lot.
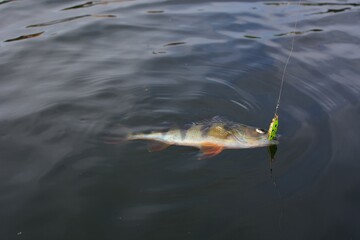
[268,0,302,140]
[274,0,303,116]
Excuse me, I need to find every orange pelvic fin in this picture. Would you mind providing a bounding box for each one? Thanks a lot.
[199,142,224,159]
[148,141,171,152]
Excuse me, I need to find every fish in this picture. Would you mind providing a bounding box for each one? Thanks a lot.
[126,116,278,159]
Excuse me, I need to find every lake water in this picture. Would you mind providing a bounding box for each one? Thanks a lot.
[1,0,360,239]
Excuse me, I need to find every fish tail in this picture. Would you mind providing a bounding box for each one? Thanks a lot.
[100,123,131,145]
[126,133,145,140]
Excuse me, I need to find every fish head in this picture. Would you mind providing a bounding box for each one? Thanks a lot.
[230,124,278,148]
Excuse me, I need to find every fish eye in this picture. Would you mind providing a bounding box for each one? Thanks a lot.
[256,128,266,134]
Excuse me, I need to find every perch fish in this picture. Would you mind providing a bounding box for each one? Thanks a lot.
[127,117,278,158]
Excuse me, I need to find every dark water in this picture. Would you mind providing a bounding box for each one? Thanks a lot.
[1,0,360,239]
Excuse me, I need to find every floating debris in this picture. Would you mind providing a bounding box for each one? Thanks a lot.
[5,32,44,42]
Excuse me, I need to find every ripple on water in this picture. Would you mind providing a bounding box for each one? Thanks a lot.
[0,1,360,239]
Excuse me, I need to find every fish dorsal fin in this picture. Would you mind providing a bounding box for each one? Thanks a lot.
[169,123,180,131]
[210,115,229,123]
[194,116,230,125]
[199,142,224,159]
[147,141,171,152]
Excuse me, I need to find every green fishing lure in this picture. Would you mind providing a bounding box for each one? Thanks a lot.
[268,114,278,140]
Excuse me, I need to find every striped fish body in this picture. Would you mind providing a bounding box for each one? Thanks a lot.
[127,117,278,158]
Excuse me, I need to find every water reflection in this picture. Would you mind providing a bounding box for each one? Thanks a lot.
[0,0,13,5]
[61,0,133,11]
[311,7,352,15]
[0,0,359,239]
[268,145,278,164]
[62,1,94,10]
[274,29,323,37]
[265,2,360,7]
[164,42,187,47]
[147,10,164,14]
[26,15,91,28]
[4,32,44,42]
[26,15,116,28]
[152,50,167,55]
[244,35,261,39]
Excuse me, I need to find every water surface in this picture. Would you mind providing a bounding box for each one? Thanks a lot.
[1,0,360,239]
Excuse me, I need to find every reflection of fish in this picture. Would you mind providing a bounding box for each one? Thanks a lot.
[127,116,278,158]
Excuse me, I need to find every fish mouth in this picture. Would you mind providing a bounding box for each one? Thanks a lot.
[232,133,279,148]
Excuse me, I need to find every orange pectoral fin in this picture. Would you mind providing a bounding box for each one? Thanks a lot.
[147,141,171,152]
[198,143,224,159]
